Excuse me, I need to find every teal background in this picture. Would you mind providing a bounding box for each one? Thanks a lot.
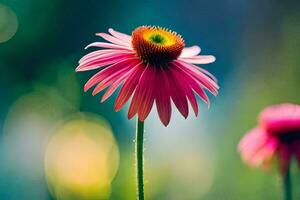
[1,0,300,199]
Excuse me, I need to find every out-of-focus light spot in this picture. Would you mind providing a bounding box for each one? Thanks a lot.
[2,90,64,174]
[0,89,65,199]
[45,114,120,200]
[0,4,18,43]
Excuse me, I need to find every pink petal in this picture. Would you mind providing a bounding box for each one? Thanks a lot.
[114,63,145,111]
[91,60,139,95]
[239,128,268,164]
[239,127,266,151]
[197,67,218,83]
[155,69,172,126]
[96,32,131,47]
[101,80,123,102]
[166,67,189,118]
[79,49,132,64]
[172,62,210,106]
[84,58,139,91]
[79,51,134,66]
[179,45,201,58]
[259,103,300,135]
[77,53,135,72]
[175,60,219,96]
[127,65,151,119]
[137,66,157,121]
[101,65,139,102]
[248,138,277,168]
[108,28,132,43]
[92,69,130,95]
[85,42,132,50]
[169,63,198,116]
[190,81,210,106]
[92,72,127,96]
[239,127,278,169]
[185,89,198,116]
[179,55,216,64]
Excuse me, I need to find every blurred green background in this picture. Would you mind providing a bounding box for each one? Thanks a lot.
[1,0,300,199]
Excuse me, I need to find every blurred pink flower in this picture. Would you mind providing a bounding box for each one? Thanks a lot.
[239,103,300,174]
[76,26,219,126]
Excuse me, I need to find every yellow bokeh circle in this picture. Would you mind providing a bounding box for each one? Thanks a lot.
[45,114,120,200]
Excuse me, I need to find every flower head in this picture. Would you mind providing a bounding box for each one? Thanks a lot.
[76,26,219,126]
[239,103,300,174]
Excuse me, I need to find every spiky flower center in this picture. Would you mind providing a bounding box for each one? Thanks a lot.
[149,34,165,44]
[132,26,185,66]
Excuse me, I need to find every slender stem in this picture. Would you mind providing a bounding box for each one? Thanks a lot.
[135,119,145,200]
[283,166,292,200]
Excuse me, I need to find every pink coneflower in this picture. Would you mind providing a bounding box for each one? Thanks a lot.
[76,26,219,200]
[239,103,300,175]
[76,26,219,126]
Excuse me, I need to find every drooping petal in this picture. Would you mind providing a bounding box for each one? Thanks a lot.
[189,79,210,107]
[172,62,210,106]
[166,67,189,118]
[101,64,141,102]
[249,138,278,169]
[114,63,145,111]
[185,87,198,116]
[169,63,199,116]
[92,66,133,96]
[84,58,139,91]
[91,60,140,95]
[239,127,265,151]
[179,45,201,58]
[155,69,172,126]
[175,60,219,96]
[239,127,278,170]
[179,55,216,64]
[137,66,157,121]
[239,128,267,163]
[197,67,218,83]
[101,79,124,102]
[108,28,132,43]
[76,27,219,125]
[127,64,158,120]
[177,60,218,86]
[127,65,150,119]
[261,141,278,170]
[96,32,131,47]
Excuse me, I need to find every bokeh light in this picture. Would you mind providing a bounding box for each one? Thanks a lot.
[0,4,18,43]
[45,114,120,200]
[0,88,65,199]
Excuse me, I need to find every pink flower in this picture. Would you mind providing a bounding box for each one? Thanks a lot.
[76,26,219,126]
[239,103,300,174]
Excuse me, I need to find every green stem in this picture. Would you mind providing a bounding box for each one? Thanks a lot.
[135,119,145,200]
[283,166,292,200]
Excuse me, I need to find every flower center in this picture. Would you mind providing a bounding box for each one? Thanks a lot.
[150,34,166,44]
[132,26,185,66]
